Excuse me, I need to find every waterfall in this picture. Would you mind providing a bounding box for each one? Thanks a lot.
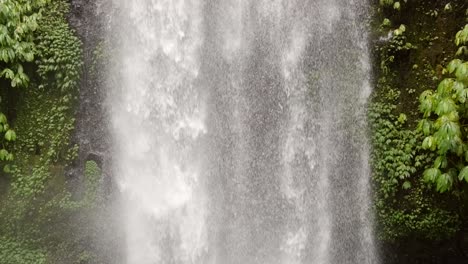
[106,0,377,263]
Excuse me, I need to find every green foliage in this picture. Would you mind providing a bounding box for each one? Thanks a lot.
[0,0,50,176]
[376,185,460,241]
[455,21,468,56]
[0,0,49,87]
[0,0,100,262]
[378,23,416,75]
[370,3,466,241]
[370,79,461,241]
[0,237,46,264]
[369,85,425,198]
[455,24,468,46]
[5,0,82,198]
[418,24,468,193]
[35,1,82,92]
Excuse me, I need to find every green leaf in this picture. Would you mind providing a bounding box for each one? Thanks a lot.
[434,155,447,169]
[445,122,458,137]
[418,119,432,135]
[419,90,435,116]
[456,63,468,82]
[423,168,441,183]
[453,81,464,93]
[0,113,7,124]
[457,88,468,103]
[382,18,391,27]
[435,98,456,115]
[456,46,467,56]
[437,79,454,97]
[436,138,452,154]
[447,111,459,122]
[0,149,8,161]
[436,173,453,193]
[422,136,435,150]
[402,181,411,190]
[398,113,407,124]
[444,3,452,12]
[399,24,406,32]
[447,59,462,74]
[3,165,11,173]
[5,130,16,141]
[458,166,468,182]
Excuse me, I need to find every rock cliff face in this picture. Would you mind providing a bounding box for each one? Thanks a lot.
[67,1,124,263]
[68,0,112,189]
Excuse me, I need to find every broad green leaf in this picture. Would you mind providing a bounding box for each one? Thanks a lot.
[457,88,468,103]
[419,90,434,115]
[458,166,468,182]
[435,98,456,115]
[456,63,468,82]
[0,149,8,161]
[436,138,451,154]
[5,130,16,141]
[422,136,435,150]
[423,168,441,183]
[437,79,454,97]
[402,181,411,190]
[0,113,7,124]
[456,46,467,56]
[418,119,432,135]
[453,81,464,93]
[399,24,406,32]
[441,120,460,138]
[436,173,453,193]
[447,111,459,122]
[434,155,447,169]
[382,18,391,27]
[447,59,462,74]
[444,3,452,12]
[454,137,464,156]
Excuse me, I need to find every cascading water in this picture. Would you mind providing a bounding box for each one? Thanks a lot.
[107,0,378,263]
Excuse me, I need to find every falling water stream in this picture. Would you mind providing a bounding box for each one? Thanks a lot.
[107,0,377,263]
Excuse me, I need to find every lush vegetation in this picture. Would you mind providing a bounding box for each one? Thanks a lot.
[0,0,105,262]
[419,24,468,193]
[370,0,468,261]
